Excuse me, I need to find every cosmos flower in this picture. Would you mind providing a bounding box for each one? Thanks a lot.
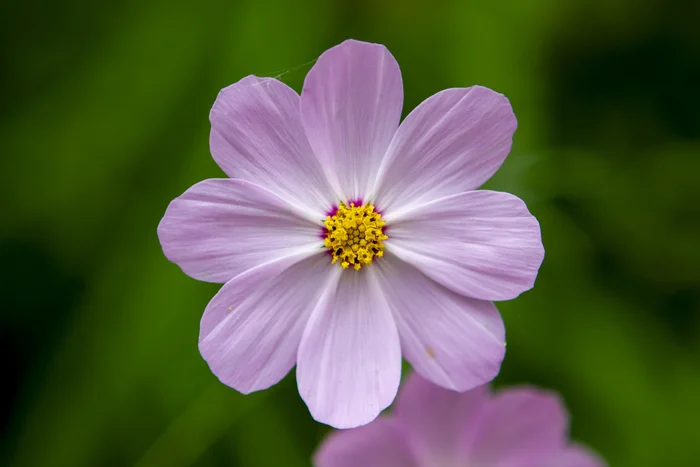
[157,39,544,428]
[314,373,606,467]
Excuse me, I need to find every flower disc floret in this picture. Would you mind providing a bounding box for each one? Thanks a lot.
[323,202,388,270]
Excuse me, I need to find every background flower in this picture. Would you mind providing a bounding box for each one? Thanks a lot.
[315,373,606,467]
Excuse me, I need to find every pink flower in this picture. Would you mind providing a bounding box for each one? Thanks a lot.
[157,40,544,428]
[315,373,606,467]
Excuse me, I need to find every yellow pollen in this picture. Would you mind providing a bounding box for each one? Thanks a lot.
[324,202,388,270]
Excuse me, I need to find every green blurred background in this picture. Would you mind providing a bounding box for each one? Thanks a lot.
[1,0,699,465]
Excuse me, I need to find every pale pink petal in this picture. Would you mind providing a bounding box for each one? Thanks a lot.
[373,86,516,213]
[384,190,544,301]
[297,269,402,428]
[393,373,492,466]
[301,39,403,201]
[199,252,332,394]
[314,417,418,467]
[210,76,334,215]
[546,444,607,467]
[464,386,569,467]
[374,254,505,392]
[158,179,322,283]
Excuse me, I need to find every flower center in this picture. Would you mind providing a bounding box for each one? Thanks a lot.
[323,202,388,270]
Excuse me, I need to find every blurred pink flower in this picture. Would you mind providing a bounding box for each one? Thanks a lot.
[158,39,544,428]
[315,373,606,467]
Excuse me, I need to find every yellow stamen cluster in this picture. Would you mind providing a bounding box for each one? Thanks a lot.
[323,202,388,270]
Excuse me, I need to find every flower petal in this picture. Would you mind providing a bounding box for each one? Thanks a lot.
[301,39,403,201]
[464,386,569,467]
[297,269,402,428]
[385,190,544,301]
[199,252,332,394]
[314,417,418,467]
[546,445,607,467]
[373,86,517,213]
[393,373,492,466]
[374,254,505,392]
[210,75,334,215]
[158,178,322,283]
